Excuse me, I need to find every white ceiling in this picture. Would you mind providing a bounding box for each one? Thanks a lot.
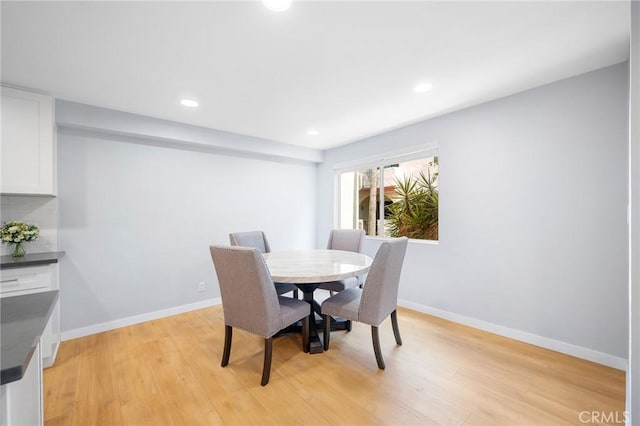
[1,1,630,150]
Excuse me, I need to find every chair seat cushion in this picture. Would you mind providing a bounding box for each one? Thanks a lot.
[321,288,362,321]
[318,277,359,293]
[277,296,309,331]
[275,282,298,295]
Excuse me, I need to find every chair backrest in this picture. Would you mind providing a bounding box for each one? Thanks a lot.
[209,245,281,337]
[327,229,365,252]
[359,237,409,326]
[229,231,271,253]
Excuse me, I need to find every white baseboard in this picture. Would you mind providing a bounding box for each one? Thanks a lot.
[398,299,628,371]
[61,297,222,341]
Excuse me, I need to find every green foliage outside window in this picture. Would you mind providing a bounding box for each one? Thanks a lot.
[386,158,439,240]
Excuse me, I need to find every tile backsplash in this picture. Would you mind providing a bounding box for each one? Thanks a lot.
[0,195,58,255]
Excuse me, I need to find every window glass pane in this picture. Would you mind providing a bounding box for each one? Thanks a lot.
[359,167,381,236]
[336,153,438,241]
[339,171,357,229]
[339,167,381,236]
[385,156,439,240]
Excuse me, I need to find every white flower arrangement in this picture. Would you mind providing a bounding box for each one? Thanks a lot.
[1,221,39,244]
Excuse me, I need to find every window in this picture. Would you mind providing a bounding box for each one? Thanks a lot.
[335,148,439,241]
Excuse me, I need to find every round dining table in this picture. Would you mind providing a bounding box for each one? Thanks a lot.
[263,249,372,353]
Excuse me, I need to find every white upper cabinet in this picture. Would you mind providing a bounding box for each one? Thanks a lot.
[1,86,55,195]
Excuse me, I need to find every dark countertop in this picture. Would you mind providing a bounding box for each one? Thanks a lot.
[1,290,59,385]
[0,251,65,270]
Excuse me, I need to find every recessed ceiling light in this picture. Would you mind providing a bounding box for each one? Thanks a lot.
[414,83,433,93]
[180,99,199,108]
[262,0,292,12]
[307,130,319,136]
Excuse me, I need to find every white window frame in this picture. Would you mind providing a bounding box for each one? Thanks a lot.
[333,142,439,244]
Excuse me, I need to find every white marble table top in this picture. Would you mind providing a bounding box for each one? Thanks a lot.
[263,249,372,284]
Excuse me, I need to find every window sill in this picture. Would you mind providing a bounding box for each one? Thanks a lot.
[364,236,439,246]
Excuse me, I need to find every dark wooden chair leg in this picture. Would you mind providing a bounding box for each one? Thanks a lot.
[261,337,273,386]
[293,289,299,299]
[302,316,310,353]
[323,314,331,350]
[221,325,232,367]
[391,309,402,345]
[371,326,385,370]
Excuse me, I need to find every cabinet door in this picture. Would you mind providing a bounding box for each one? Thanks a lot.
[0,343,43,426]
[1,86,55,195]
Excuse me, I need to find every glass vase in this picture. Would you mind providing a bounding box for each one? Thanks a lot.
[11,242,26,257]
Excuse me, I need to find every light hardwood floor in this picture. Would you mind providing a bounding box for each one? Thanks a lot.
[44,305,625,425]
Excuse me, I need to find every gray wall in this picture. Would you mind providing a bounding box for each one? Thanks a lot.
[57,108,318,333]
[628,1,640,422]
[318,63,629,361]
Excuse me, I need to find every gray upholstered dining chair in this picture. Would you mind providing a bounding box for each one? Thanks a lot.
[229,231,299,299]
[321,237,408,370]
[318,229,365,294]
[209,245,309,386]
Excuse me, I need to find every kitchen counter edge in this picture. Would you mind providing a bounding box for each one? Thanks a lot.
[1,290,59,384]
[0,251,65,270]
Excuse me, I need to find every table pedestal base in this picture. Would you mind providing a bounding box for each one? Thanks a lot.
[274,284,351,354]
[275,317,350,353]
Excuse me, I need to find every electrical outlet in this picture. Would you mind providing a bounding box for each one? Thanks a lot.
[198,281,205,292]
